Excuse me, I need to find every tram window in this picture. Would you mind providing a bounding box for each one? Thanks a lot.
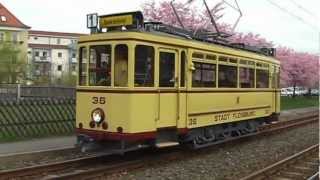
[78,47,87,86]
[273,66,280,88]
[180,51,186,87]
[159,52,175,87]
[89,45,111,86]
[271,66,276,88]
[240,59,247,65]
[219,56,228,62]
[218,65,237,88]
[248,61,255,66]
[192,53,204,59]
[229,58,237,64]
[114,44,128,87]
[240,67,254,88]
[256,69,269,88]
[206,54,217,61]
[192,62,216,87]
[135,45,154,87]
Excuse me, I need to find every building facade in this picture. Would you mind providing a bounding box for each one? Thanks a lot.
[28,31,84,84]
[0,3,30,83]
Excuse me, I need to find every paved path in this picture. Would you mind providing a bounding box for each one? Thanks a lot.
[0,107,318,156]
[280,107,319,121]
[0,136,76,156]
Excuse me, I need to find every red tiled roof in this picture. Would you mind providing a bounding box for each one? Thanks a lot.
[0,3,30,29]
[28,43,69,49]
[29,30,86,37]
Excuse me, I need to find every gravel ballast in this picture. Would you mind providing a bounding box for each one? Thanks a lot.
[106,122,318,180]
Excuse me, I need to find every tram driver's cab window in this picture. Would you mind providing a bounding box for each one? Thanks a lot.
[89,45,111,86]
[135,45,154,87]
[78,47,87,86]
[114,44,128,87]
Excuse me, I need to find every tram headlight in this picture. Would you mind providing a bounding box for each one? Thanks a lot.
[91,108,105,124]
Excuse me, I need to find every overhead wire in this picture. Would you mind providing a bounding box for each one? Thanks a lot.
[289,0,319,20]
[265,0,319,31]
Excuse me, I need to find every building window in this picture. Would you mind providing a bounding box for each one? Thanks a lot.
[71,65,76,71]
[58,52,62,58]
[12,32,19,42]
[1,16,6,22]
[0,32,4,42]
[57,38,61,44]
[57,65,62,71]
[134,45,154,87]
[72,53,76,58]
[192,62,216,87]
[35,51,39,57]
[42,51,47,57]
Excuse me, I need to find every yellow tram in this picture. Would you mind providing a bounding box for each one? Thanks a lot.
[76,11,280,151]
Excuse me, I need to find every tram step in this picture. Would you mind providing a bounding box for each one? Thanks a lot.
[156,141,179,148]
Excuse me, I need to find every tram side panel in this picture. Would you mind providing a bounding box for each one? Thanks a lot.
[186,91,274,129]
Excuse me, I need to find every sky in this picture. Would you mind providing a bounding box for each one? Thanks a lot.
[1,0,319,54]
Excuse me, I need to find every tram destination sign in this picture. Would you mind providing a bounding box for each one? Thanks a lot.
[99,15,133,28]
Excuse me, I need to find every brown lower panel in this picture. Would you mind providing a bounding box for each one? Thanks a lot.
[76,128,189,141]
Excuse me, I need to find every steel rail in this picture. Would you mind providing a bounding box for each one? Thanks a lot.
[49,115,319,180]
[240,144,319,180]
[0,114,318,180]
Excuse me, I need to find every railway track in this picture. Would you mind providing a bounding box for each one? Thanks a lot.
[240,144,319,180]
[0,114,318,180]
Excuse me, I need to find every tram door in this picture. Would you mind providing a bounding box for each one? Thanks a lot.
[157,49,178,128]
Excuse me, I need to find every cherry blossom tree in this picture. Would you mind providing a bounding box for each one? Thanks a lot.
[142,0,231,32]
[142,0,320,95]
[277,47,319,96]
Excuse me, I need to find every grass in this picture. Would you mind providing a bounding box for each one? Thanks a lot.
[281,96,319,110]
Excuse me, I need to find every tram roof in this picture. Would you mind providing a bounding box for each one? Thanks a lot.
[78,30,280,65]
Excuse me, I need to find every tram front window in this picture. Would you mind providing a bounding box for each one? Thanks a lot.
[89,45,111,86]
[134,45,154,87]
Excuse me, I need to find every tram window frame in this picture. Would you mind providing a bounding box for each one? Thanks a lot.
[89,45,112,86]
[206,54,217,61]
[159,51,175,87]
[229,58,238,64]
[180,51,186,87]
[114,44,128,87]
[134,45,155,87]
[219,56,228,62]
[192,62,216,88]
[239,67,254,88]
[256,68,269,88]
[192,53,204,59]
[78,47,88,86]
[272,66,280,89]
[218,64,237,88]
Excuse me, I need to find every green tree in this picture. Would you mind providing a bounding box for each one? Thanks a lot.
[53,73,77,86]
[0,43,26,83]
